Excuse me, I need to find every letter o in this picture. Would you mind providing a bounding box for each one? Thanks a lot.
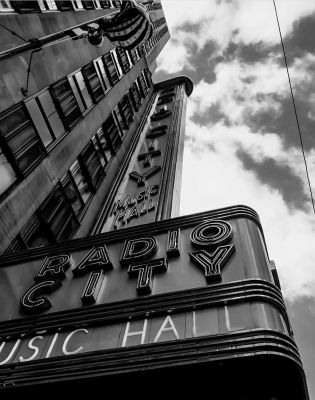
[190,220,232,248]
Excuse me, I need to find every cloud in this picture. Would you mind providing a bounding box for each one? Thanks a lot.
[158,0,315,74]
[156,1,315,300]
[180,126,315,300]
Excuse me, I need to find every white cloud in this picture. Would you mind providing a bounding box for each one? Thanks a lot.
[158,0,315,73]
[157,1,315,300]
[180,124,315,300]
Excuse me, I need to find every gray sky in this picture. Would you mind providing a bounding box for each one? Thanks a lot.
[154,0,315,397]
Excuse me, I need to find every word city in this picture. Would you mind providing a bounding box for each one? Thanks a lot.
[20,219,235,314]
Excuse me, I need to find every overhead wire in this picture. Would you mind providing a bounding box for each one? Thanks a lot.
[273,0,315,214]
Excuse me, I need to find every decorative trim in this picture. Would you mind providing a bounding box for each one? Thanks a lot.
[154,76,194,97]
[0,330,303,391]
[0,279,287,337]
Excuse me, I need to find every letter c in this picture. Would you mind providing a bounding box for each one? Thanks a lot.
[62,329,89,356]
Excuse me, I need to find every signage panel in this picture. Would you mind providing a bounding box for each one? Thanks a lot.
[0,301,288,366]
[100,85,181,231]
[0,206,273,321]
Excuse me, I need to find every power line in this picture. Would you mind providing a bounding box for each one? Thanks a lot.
[273,0,315,214]
[0,22,28,43]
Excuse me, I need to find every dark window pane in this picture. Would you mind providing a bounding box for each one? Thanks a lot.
[11,1,41,13]
[99,0,111,8]
[82,63,104,104]
[92,134,107,167]
[96,127,112,161]
[15,141,45,173]
[129,48,140,64]
[0,149,16,195]
[40,185,78,241]
[55,1,73,11]
[111,0,121,7]
[57,215,79,241]
[61,173,84,216]
[4,236,25,254]
[116,48,130,74]
[103,52,119,86]
[50,78,82,129]
[136,76,146,98]
[119,95,133,128]
[70,160,93,204]
[131,83,141,110]
[20,214,50,248]
[0,103,45,175]
[108,110,124,145]
[82,1,94,9]
[81,141,105,189]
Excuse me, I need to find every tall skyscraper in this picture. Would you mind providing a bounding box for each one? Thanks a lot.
[0,2,310,399]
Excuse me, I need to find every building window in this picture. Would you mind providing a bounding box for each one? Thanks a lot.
[136,75,146,98]
[92,130,111,167]
[118,95,134,128]
[111,49,123,78]
[55,1,73,11]
[61,172,85,217]
[112,107,127,137]
[116,48,131,74]
[80,141,105,189]
[20,214,51,248]
[25,98,55,147]
[4,236,25,254]
[11,1,41,13]
[99,0,111,8]
[82,0,95,9]
[129,48,140,64]
[103,52,119,86]
[72,0,84,10]
[111,1,121,8]
[82,63,105,104]
[0,1,14,12]
[68,71,93,112]
[39,0,58,11]
[94,58,110,93]
[129,83,141,111]
[103,113,122,152]
[40,184,79,242]
[50,78,82,130]
[0,147,16,195]
[0,103,45,176]
[37,89,65,140]
[70,160,93,205]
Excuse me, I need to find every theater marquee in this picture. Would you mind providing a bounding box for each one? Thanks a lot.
[0,206,296,389]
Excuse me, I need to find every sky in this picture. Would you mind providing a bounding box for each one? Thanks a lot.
[154,0,315,397]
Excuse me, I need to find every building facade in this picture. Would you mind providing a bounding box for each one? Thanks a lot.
[0,1,310,399]
[0,0,169,253]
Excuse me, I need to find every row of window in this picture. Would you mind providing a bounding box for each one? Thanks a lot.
[0,47,146,200]
[152,16,166,30]
[145,2,162,12]
[0,1,123,13]
[144,25,169,55]
[4,72,152,254]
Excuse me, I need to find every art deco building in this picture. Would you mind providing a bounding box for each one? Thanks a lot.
[0,2,310,399]
[0,0,170,254]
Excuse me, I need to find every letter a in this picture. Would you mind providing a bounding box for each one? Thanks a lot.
[73,245,113,276]
[153,316,179,343]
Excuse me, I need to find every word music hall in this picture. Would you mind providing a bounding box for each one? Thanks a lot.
[0,1,310,399]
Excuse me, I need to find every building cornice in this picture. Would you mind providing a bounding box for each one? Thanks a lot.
[154,75,194,96]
